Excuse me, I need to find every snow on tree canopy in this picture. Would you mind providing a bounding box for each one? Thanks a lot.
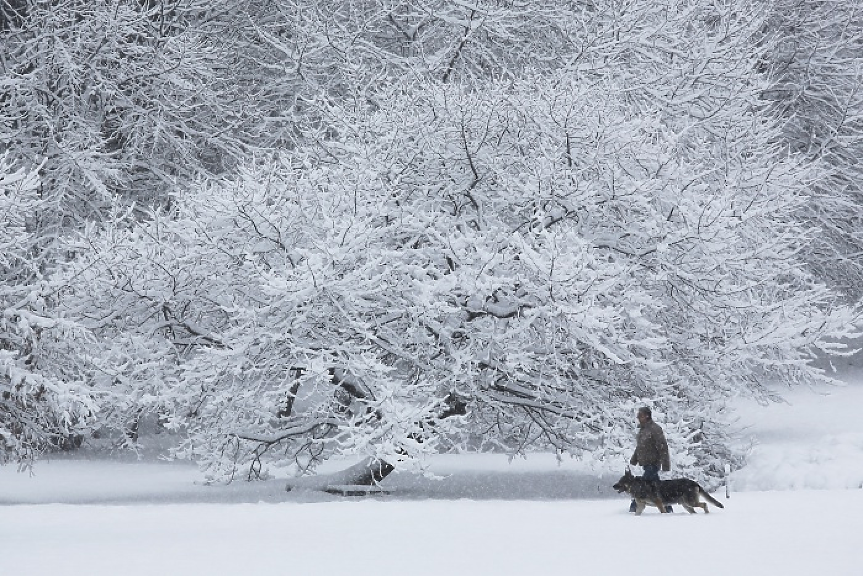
[60,15,858,486]
[3,0,859,488]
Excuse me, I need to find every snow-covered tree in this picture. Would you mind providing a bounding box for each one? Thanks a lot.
[61,0,859,487]
[762,0,863,299]
[0,1,294,460]
[13,0,858,488]
[0,156,98,466]
[0,0,281,211]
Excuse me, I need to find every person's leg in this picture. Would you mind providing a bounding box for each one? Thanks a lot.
[630,466,658,512]
[642,466,672,512]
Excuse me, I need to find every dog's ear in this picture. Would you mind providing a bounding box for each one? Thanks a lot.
[625,466,632,477]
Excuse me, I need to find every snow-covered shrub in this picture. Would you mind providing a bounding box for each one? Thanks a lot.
[0,157,99,466]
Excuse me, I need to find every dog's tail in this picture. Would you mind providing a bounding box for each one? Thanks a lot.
[699,486,725,509]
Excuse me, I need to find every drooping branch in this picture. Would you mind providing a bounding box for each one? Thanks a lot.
[234,418,342,445]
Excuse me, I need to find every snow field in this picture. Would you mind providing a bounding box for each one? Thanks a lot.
[3,492,861,576]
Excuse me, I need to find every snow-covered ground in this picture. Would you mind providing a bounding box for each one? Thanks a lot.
[3,374,862,576]
[4,491,861,576]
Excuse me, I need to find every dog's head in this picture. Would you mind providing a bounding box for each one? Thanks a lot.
[612,469,636,493]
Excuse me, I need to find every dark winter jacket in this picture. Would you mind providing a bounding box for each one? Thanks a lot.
[629,420,671,471]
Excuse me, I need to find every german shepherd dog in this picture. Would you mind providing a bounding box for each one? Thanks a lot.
[612,469,725,515]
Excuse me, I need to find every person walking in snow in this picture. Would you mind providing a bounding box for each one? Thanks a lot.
[628,406,673,513]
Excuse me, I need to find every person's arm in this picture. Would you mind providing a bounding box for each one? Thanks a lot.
[656,427,671,472]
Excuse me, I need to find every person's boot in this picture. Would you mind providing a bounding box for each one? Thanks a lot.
[629,500,637,513]
[665,505,673,513]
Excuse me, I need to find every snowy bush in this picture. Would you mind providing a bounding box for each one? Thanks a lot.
[0,156,99,465]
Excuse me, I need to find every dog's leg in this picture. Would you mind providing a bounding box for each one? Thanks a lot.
[654,498,667,513]
[681,504,696,514]
[635,500,646,516]
[699,503,709,513]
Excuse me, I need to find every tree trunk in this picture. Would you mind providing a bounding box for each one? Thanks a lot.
[285,457,394,495]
